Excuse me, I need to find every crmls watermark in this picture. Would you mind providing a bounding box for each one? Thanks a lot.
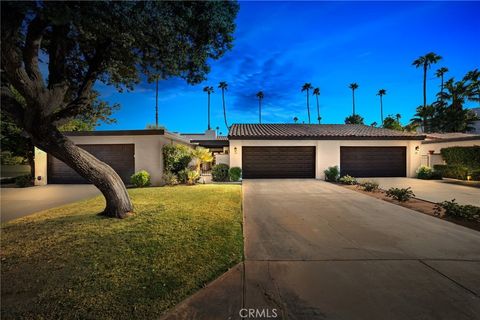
[239,308,278,318]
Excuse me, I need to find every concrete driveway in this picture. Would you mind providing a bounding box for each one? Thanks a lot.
[361,177,480,206]
[1,185,100,223]
[241,179,480,319]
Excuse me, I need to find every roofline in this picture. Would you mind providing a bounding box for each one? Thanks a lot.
[65,129,165,136]
[191,139,229,147]
[228,135,426,141]
[422,136,480,144]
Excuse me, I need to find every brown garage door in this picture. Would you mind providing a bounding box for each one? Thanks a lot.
[48,144,135,184]
[242,146,315,179]
[340,146,406,177]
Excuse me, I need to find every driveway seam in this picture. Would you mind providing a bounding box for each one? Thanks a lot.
[247,258,480,262]
[418,260,479,297]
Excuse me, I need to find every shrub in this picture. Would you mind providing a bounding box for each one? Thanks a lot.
[212,164,229,182]
[130,170,151,187]
[162,171,178,186]
[177,168,189,184]
[163,144,192,174]
[15,174,32,188]
[471,169,480,181]
[339,175,357,185]
[186,169,200,185]
[324,166,340,182]
[416,166,442,180]
[433,164,469,180]
[435,199,480,222]
[229,167,242,182]
[385,187,415,202]
[360,180,379,192]
[440,146,480,169]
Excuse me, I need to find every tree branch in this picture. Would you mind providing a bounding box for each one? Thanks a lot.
[23,14,47,88]
[0,86,26,125]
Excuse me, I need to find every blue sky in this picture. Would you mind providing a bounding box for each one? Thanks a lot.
[97,1,480,134]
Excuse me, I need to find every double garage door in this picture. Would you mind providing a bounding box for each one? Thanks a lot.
[241,146,406,179]
[47,144,135,184]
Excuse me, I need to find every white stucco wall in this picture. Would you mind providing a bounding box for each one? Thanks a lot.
[35,134,192,186]
[229,139,423,179]
[420,139,480,154]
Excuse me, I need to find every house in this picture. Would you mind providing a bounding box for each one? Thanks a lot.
[181,129,229,165]
[419,132,480,167]
[468,107,480,134]
[228,124,426,179]
[34,129,193,186]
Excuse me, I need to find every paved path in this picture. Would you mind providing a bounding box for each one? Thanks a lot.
[362,177,480,206]
[162,179,480,320]
[1,185,100,223]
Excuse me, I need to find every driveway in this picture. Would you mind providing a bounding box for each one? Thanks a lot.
[242,179,480,319]
[1,185,100,223]
[361,177,480,206]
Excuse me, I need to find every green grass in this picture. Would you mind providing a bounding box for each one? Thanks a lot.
[1,185,243,319]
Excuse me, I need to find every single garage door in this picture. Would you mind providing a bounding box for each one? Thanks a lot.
[48,144,135,184]
[242,146,315,179]
[340,146,406,177]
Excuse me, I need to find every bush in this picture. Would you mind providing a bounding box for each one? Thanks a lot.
[163,144,192,174]
[471,169,480,181]
[212,164,229,182]
[440,146,480,169]
[339,175,357,185]
[177,168,189,184]
[386,187,415,202]
[229,167,242,182]
[15,174,32,188]
[130,170,151,187]
[162,171,178,186]
[416,166,442,180]
[435,199,480,222]
[360,180,379,192]
[186,169,200,185]
[433,164,469,180]
[324,166,340,182]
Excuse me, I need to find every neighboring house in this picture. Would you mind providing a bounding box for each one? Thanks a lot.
[228,124,426,179]
[468,107,480,134]
[420,132,480,167]
[181,129,229,165]
[34,129,193,186]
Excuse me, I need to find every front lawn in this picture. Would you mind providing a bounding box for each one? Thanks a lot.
[1,185,243,319]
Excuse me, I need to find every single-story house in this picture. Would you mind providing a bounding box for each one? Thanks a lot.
[34,129,193,186]
[181,129,230,165]
[419,133,480,167]
[228,124,426,179]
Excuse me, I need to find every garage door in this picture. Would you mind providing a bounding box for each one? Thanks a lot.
[340,146,406,177]
[48,144,135,184]
[242,146,315,179]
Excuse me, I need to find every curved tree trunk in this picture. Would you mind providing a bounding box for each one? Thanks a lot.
[30,126,133,218]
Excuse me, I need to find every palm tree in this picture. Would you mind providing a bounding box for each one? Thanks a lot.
[155,76,159,127]
[192,147,214,173]
[465,69,480,106]
[348,83,359,116]
[256,91,264,124]
[203,86,214,130]
[293,116,298,123]
[313,87,321,124]
[412,52,442,108]
[218,81,229,130]
[301,83,313,124]
[395,113,401,123]
[376,89,386,125]
[435,67,449,95]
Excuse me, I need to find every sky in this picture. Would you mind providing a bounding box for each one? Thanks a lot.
[96,1,480,135]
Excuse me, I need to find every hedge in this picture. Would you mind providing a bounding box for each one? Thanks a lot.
[440,146,480,169]
[433,164,469,180]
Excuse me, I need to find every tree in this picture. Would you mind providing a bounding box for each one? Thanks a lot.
[376,89,386,125]
[218,81,229,130]
[410,105,435,133]
[293,116,299,123]
[465,69,480,106]
[192,147,213,172]
[313,87,321,124]
[345,114,364,125]
[1,1,238,218]
[348,83,359,116]
[256,91,264,124]
[203,86,214,130]
[383,115,403,131]
[301,83,313,124]
[435,67,449,96]
[412,52,442,108]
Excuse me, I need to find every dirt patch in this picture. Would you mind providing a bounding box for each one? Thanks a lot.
[338,184,480,232]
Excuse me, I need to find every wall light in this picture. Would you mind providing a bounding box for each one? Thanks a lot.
[234,147,238,154]
[415,146,420,152]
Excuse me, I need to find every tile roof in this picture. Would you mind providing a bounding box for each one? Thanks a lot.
[228,124,425,140]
